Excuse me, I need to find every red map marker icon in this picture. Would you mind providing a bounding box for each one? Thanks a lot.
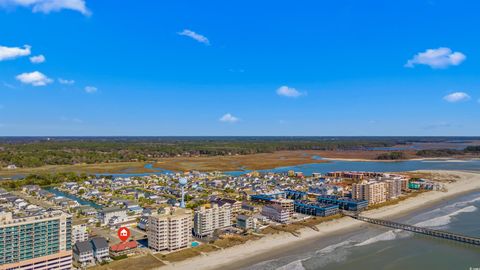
[117,227,130,242]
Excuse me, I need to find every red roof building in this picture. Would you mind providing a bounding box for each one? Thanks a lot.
[109,241,138,256]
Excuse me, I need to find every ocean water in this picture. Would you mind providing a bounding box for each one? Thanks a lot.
[243,192,480,270]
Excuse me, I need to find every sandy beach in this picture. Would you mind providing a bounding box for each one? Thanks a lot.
[157,170,480,270]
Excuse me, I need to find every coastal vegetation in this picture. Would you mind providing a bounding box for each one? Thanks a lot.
[0,137,479,175]
[416,146,480,157]
[0,172,89,190]
[376,151,407,160]
[0,137,398,168]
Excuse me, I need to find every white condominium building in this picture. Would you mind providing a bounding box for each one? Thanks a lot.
[72,223,89,244]
[193,203,231,237]
[148,207,192,252]
[261,204,290,223]
[352,181,387,205]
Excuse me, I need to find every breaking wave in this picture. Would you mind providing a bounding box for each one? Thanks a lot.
[414,205,477,228]
[275,260,306,270]
[355,230,398,247]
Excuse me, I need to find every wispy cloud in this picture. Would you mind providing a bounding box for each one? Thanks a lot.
[0,44,31,61]
[84,86,97,93]
[178,29,210,45]
[443,92,470,103]
[58,78,75,85]
[29,54,45,64]
[60,116,83,123]
[276,86,305,98]
[15,71,52,86]
[0,0,91,15]
[405,47,466,69]
[2,82,16,89]
[219,113,239,123]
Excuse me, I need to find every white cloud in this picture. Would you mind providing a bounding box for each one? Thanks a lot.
[405,47,466,69]
[29,54,45,64]
[178,29,210,45]
[84,86,97,93]
[276,85,304,98]
[0,44,31,61]
[219,113,239,123]
[58,78,75,85]
[15,71,52,86]
[443,92,471,103]
[0,0,90,15]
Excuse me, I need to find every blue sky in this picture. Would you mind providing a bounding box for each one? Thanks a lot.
[0,0,479,136]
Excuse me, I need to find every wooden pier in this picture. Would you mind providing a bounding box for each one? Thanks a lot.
[348,214,480,246]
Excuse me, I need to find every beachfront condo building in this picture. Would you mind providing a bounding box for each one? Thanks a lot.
[270,199,295,218]
[385,179,402,199]
[261,204,290,223]
[148,207,192,251]
[193,203,231,237]
[352,181,387,205]
[0,210,72,270]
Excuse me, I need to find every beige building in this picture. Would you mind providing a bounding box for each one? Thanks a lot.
[270,199,294,218]
[385,179,402,199]
[0,210,72,270]
[193,203,231,237]
[148,208,192,252]
[352,181,387,205]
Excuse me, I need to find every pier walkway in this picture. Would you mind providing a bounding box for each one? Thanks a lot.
[347,214,480,246]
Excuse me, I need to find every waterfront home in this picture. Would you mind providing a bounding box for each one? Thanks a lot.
[73,237,110,266]
[22,185,41,194]
[236,214,257,230]
[6,164,17,170]
[91,237,110,262]
[110,241,138,257]
[73,240,95,267]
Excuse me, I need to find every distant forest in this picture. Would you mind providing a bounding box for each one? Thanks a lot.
[0,137,479,168]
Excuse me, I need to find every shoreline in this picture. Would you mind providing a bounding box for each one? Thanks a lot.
[321,157,480,162]
[157,170,480,270]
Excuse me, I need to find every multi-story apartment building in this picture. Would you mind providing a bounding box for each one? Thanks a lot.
[210,197,242,218]
[261,204,290,223]
[193,203,231,237]
[270,199,294,218]
[72,223,89,244]
[0,210,72,270]
[148,208,192,252]
[352,181,387,205]
[385,179,402,199]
